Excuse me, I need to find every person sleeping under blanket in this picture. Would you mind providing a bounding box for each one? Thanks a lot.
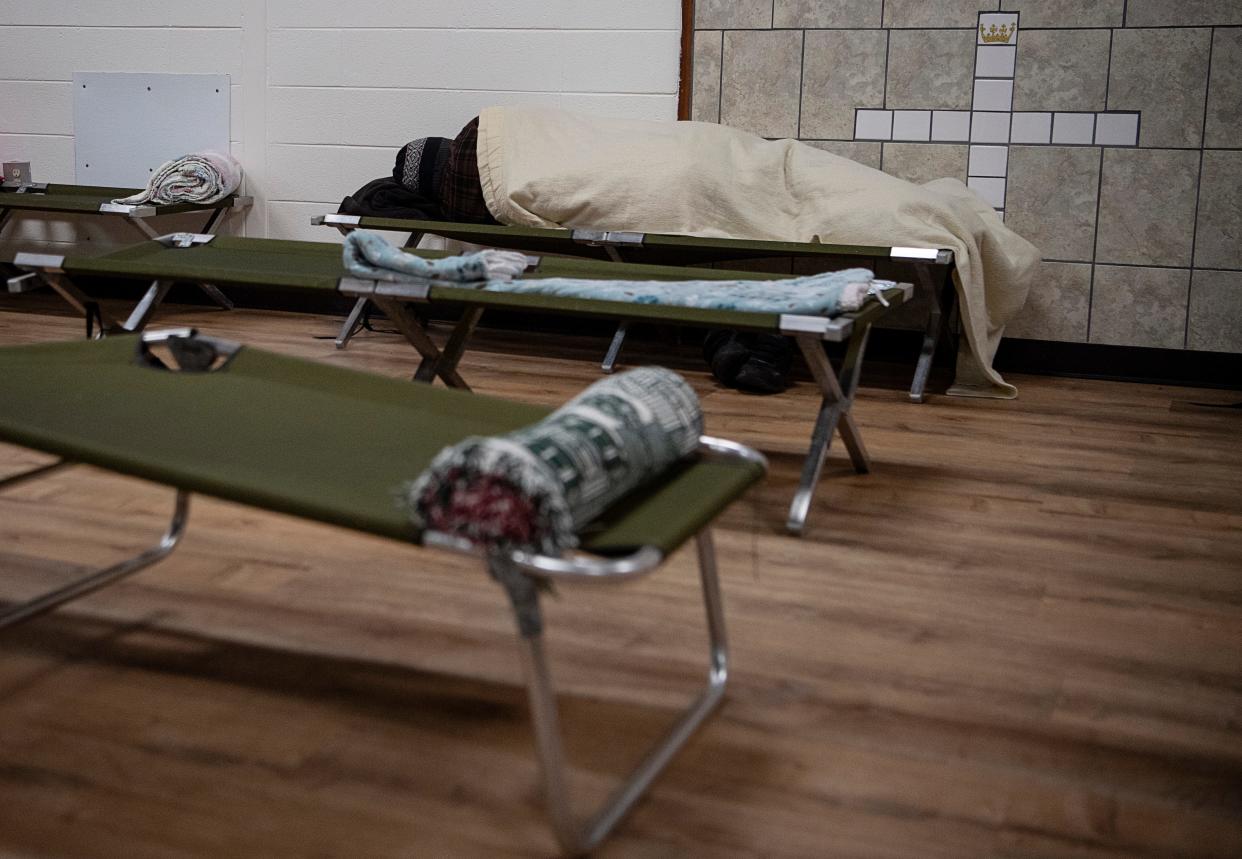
[341,106,1040,399]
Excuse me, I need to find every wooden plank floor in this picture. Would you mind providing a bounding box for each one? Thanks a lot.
[1,296,1240,858]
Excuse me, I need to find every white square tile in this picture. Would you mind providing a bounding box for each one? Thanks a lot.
[973,78,1013,112]
[855,109,893,141]
[969,144,1008,177]
[968,176,1006,209]
[1052,112,1094,144]
[931,110,971,142]
[975,45,1016,78]
[970,111,1010,143]
[1094,112,1139,146]
[1010,112,1051,144]
[978,12,1018,46]
[892,110,931,141]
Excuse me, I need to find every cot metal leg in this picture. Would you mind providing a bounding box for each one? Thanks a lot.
[126,217,232,310]
[0,466,190,631]
[335,297,371,349]
[601,321,629,374]
[909,264,957,404]
[513,528,728,855]
[33,271,122,338]
[788,326,872,535]
[194,282,234,310]
[414,307,483,386]
[0,210,11,237]
[335,231,424,350]
[122,279,174,332]
[370,295,470,390]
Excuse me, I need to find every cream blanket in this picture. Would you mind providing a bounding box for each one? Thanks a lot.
[476,106,1040,398]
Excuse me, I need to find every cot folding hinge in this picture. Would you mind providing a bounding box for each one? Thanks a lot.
[155,232,216,248]
[337,277,431,301]
[7,272,42,293]
[890,246,954,266]
[779,314,854,343]
[231,195,254,209]
[98,202,157,217]
[571,229,645,247]
[4,181,49,194]
[314,213,360,227]
[13,252,65,273]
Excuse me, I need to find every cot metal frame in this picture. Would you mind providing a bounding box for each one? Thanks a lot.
[0,331,762,854]
[1,183,252,314]
[314,213,958,402]
[10,233,221,338]
[10,240,909,534]
[340,276,912,534]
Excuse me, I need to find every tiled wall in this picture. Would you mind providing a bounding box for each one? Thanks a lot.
[0,0,681,250]
[691,0,1242,354]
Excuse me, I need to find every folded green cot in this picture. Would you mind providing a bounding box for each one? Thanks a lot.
[2,180,251,310]
[0,328,766,855]
[10,234,911,534]
[314,212,956,403]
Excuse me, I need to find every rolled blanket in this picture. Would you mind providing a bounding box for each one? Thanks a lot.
[112,151,242,206]
[344,231,884,315]
[401,367,703,555]
[343,229,528,283]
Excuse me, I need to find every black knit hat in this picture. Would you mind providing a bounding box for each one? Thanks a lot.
[393,137,451,196]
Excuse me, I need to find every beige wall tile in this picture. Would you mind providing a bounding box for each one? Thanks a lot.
[774,0,882,28]
[1096,148,1199,267]
[886,29,975,110]
[883,0,994,28]
[1013,29,1110,112]
[721,30,803,139]
[1205,28,1242,148]
[1108,28,1211,148]
[998,0,1124,28]
[1004,261,1090,342]
[800,29,887,139]
[1188,270,1242,353]
[1125,0,1242,26]
[804,140,882,169]
[1089,265,1189,349]
[882,143,968,184]
[692,30,722,124]
[1005,146,1100,262]
[695,0,772,29]
[1194,150,1242,270]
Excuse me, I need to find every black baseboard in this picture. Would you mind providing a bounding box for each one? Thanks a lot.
[995,338,1242,391]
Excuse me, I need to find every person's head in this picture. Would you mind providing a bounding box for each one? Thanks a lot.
[392,137,450,196]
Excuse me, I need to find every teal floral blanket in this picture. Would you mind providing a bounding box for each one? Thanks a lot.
[343,231,880,316]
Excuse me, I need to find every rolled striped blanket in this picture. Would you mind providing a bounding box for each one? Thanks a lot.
[112,150,242,206]
[401,367,703,555]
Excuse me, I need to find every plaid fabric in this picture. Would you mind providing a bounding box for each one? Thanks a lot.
[401,367,704,555]
[437,117,499,224]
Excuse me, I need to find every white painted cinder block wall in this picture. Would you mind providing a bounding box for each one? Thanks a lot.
[0,0,680,252]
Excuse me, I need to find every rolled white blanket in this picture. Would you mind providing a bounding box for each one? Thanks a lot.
[112,151,242,206]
